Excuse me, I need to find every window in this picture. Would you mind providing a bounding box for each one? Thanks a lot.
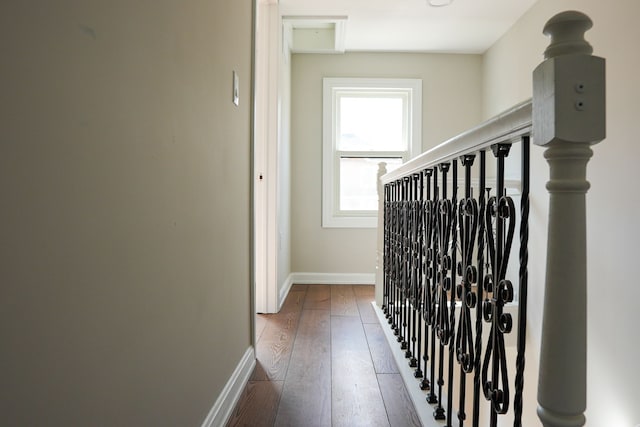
[322,78,422,228]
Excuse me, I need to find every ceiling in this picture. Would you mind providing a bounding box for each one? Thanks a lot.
[279,0,539,54]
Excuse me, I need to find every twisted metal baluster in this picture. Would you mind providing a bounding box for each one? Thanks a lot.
[513,136,530,427]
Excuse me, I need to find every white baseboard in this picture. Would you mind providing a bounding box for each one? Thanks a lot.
[201,346,256,427]
[278,274,294,311]
[289,272,375,285]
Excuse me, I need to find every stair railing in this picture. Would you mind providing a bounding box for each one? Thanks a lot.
[375,11,605,427]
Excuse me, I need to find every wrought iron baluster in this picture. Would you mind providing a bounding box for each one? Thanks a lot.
[434,162,453,421]
[409,173,421,367]
[400,177,410,348]
[446,160,459,427]
[482,143,516,426]
[391,182,400,332]
[383,183,391,318]
[456,154,479,427]
[421,168,434,391]
[513,136,529,427]
[427,168,439,405]
[472,151,486,427]
[414,172,425,378]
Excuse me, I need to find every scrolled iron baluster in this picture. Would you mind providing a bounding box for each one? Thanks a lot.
[456,196,479,373]
[433,163,453,421]
[472,150,486,427]
[420,169,434,391]
[456,155,479,378]
[481,143,517,421]
[435,197,453,344]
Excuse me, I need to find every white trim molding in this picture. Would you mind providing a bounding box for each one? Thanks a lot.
[322,77,422,228]
[200,347,256,427]
[289,272,375,285]
[277,274,295,312]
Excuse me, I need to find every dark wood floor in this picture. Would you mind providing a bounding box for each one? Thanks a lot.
[226,284,421,427]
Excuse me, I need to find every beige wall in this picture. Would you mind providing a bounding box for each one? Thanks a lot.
[290,52,483,275]
[0,1,253,425]
[483,1,640,425]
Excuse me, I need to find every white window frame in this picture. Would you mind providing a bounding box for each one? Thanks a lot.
[322,77,422,228]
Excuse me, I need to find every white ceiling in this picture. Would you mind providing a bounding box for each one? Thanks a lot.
[279,0,539,53]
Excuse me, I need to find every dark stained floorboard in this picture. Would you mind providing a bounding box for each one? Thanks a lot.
[227,284,419,427]
[354,285,378,323]
[331,315,390,427]
[226,380,283,427]
[275,308,331,426]
[330,285,359,317]
[377,374,422,427]
[303,284,331,310]
[363,322,400,374]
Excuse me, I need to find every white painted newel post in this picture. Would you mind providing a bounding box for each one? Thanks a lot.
[375,162,388,307]
[533,11,605,427]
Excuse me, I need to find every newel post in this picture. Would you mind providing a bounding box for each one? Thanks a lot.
[533,11,605,427]
[375,162,388,307]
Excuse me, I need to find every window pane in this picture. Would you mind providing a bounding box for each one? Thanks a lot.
[339,157,403,211]
[338,96,406,151]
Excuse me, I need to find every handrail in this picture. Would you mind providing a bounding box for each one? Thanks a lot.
[381,99,532,184]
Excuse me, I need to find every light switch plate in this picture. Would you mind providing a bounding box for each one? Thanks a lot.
[233,71,239,106]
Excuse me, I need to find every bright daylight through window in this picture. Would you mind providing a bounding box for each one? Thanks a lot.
[322,78,422,228]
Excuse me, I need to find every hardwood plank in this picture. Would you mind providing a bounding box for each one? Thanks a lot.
[303,284,331,310]
[352,284,375,297]
[355,287,378,324]
[331,285,360,317]
[280,288,307,313]
[226,380,283,427]
[377,374,422,427]
[275,309,331,427]
[255,314,268,342]
[363,322,399,374]
[251,310,301,381]
[331,315,390,427]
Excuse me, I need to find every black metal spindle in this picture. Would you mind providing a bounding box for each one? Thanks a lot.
[421,168,434,390]
[384,183,390,317]
[482,143,515,427]
[513,136,529,427]
[409,173,420,367]
[456,154,477,427]
[446,160,459,427]
[472,151,486,427]
[427,168,439,405]
[401,177,410,348]
[434,162,450,421]
[414,171,425,378]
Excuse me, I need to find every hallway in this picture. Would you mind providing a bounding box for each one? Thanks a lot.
[227,285,420,426]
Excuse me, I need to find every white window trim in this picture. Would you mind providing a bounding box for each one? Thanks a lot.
[322,77,422,228]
